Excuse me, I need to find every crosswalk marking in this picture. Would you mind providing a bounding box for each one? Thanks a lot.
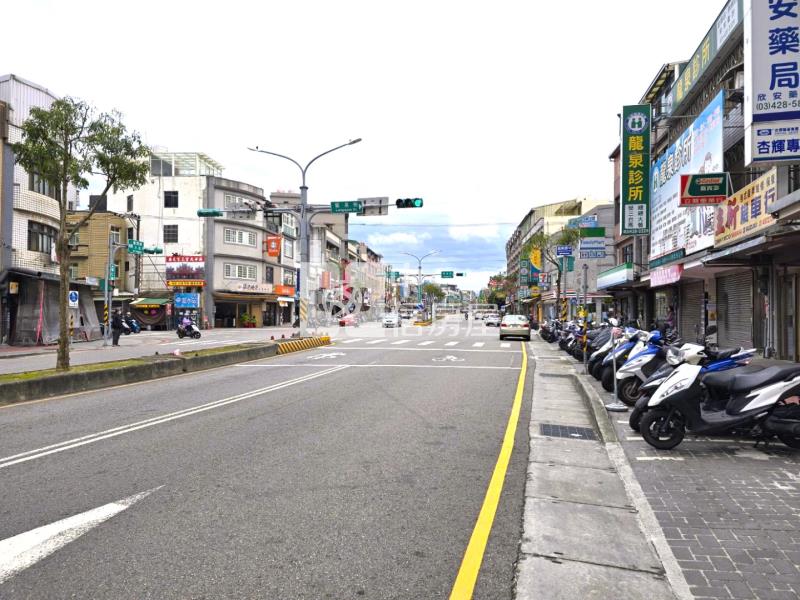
[418,341,435,346]
[501,343,510,348]
[340,339,363,344]
[391,340,411,345]
[472,342,485,348]
[445,341,459,346]
[365,339,385,345]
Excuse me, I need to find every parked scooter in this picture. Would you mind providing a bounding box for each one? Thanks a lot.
[124,313,141,334]
[599,328,648,392]
[614,329,679,405]
[639,358,800,450]
[628,344,757,431]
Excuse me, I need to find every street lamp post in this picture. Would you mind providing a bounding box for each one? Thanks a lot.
[401,250,439,316]
[249,139,361,337]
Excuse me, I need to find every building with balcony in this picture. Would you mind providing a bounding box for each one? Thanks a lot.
[0,74,96,345]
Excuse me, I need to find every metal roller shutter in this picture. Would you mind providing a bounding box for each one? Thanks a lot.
[679,281,705,343]
[717,272,753,349]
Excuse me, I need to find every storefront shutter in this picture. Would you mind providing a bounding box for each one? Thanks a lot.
[679,281,705,343]
[717,272,753,349]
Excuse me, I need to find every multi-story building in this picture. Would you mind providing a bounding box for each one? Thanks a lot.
[0,74,97,345]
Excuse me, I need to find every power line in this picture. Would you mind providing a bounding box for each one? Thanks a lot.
[349,222,516,228]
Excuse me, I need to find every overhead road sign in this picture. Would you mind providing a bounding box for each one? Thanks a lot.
[358,197,389,216]
[441,271,454,278]
[127,239,144,254]
[331,201,363,214]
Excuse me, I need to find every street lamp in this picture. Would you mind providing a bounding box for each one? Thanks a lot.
[248,139,361,336]
[400,250,439,305]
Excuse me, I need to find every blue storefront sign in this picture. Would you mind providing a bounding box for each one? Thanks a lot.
[174,293,200,309]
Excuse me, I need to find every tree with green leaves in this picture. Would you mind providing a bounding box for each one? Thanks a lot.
[422,282,445,302]
[12,97,149,370]
[522,227,583,318]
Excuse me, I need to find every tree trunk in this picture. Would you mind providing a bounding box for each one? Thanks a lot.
[56,180,70,371]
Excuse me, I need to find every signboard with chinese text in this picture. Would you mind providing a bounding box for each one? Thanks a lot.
[519,259,530,286]
[745,0,800,164]
[166,255,205,287]
[621,104,651,235]
[650,265,684,288]
[265,236,281,257]
[556,245,572,256]
[679,173,729,205]
[275,285,296,296]
[650,92,724,261]
[567,216,598,229]
[714,167,777,247]
[174,293,200,308]
[229,282,273,294]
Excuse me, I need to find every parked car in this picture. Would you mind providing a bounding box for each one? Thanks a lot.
[499,314,531,341]
[383,314,402,328]
[484,313,501,327]
[474,311,484,320]
[338,313,360,327]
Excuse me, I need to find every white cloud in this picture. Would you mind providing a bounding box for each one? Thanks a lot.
[447,224,501,242]
[366,231,431,248]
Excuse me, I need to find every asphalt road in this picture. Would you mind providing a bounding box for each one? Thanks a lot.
[0,316,532,598]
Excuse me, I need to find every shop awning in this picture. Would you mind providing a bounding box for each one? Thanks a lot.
[130,297,170,309]
[213,292,278,302]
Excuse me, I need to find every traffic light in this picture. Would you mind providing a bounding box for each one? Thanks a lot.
[395,198,423,208]
[456,272,465,277]
[197,208,223,217]
[143,246,163,254]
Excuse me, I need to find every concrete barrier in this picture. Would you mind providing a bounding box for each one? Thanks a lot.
[0,336,331,405]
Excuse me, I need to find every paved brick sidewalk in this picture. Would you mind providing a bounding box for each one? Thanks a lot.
[578,357,800,599]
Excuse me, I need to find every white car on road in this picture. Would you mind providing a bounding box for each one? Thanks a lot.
[383,314,402,328]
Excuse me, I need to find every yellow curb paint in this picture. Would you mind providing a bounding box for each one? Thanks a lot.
[449,341,527,600]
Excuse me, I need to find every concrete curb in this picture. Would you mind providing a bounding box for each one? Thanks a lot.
[276,336,331,355]
[571,370,619,444]
[0,336,331,405]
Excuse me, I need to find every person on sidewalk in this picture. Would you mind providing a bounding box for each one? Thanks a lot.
[111,310,123,347]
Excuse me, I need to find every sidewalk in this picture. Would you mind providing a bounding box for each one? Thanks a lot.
[515,337,684,599]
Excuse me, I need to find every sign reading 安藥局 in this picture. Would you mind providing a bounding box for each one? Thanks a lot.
[174,293,200,309]
[620,104,651,235]
[745,0,800,164]
[650,91,724,262]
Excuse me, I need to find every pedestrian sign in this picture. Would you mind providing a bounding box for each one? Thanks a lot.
[68,290,79,308]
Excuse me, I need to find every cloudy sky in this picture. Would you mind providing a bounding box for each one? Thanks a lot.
[4,0,725,291]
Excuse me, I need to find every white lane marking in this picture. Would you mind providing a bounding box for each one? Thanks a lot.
[391,340,411,345]
[445,341,459,346]
[340,339,363,344]
[327,347,519,353]
[432,355,465,362]
[636,456,685,461]
[472,342,485,348]
[160,338,237,346]
[236,363,520,370]
[501,343,510,348]
[418,341,435,346]
[365,339,385,345]
[0,487,161,584]
[0,366,348,470]
[626,436,752,444]
[306,352,346,360]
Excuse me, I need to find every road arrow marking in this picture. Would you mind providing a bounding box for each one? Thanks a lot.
[432,355,465,362]
[0,487,161,584]
[306,352,346,360]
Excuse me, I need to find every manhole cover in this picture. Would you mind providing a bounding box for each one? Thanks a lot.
[539,423,597,441]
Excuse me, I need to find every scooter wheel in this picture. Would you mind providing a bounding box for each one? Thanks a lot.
[124,330,131,335]
[640,410,685,450]
[628,405,645,432]
[778,433,800,449]
[591,361,604,380]
[192,332,201,339]
[617,378,642,407]
[601,366,615,392]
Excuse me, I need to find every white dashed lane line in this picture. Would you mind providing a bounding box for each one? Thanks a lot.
[340,339,363,344]
[391,340,411,345]
[501,343,510,348]
[365,339,385,345]
[418,341,435,346]
[472,342,485,348]
[445,341,459,346]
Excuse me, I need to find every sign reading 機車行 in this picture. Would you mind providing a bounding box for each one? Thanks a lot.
[745,0,800,164]
[620,104,651,235]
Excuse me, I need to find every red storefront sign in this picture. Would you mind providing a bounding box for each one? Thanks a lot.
[265,236,282,257]
[274,285,295,296]
[650,264,683,288]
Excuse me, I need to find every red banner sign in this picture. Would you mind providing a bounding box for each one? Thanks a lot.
[265,236,282,257]
[274,285,295,296]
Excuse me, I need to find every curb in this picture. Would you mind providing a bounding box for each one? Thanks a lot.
[276,336,331,355]
[0,336,331,405]
[571,371,619,444]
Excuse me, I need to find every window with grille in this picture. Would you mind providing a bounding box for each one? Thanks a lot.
[111,226,121,245]
[224,228,256,246]
[27,221,57,254]
[164,191,179,208]
[284,240,294,259]
[69,263,79,280]
[223,263,257,280]
[265,266,274,283]
[29,173,58,200]
[622,244,633,265]
[163,224,179,243]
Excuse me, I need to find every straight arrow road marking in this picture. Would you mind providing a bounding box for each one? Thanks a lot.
[0,487,161,584]
[0,366,348,470]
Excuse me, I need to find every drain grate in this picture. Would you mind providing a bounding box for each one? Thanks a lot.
[539,423,597,441]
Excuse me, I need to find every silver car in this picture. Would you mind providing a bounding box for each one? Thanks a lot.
[499,314,531,341]
[383,314,402,328]
[484,313,501,327]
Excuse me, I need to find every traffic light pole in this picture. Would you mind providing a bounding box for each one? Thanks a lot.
[103,233,126,347]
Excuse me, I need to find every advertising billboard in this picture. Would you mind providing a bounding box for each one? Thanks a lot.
[620,104,651,235]
[714,167,777,247]
[650,91,724,261]
[166,255,205,287]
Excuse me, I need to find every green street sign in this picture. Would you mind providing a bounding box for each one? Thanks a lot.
[331,201,363,214]
[441,271,454,278]
[559,257,575,272]
[390,271,400,279]
[680,173,729,206]
[110,264,118,279]
[580,227,606,238]
[127,239,144,254]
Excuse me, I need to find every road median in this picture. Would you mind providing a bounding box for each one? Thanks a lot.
[0,336,331,405]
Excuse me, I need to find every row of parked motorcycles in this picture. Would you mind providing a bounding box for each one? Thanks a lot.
[539,318,800,451]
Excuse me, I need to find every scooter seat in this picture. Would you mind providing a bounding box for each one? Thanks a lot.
[705,347,741,361]
[727,364,800,394]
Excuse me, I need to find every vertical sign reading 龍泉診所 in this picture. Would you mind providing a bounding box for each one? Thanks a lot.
[745,0,800,164]
[620,104,651,235]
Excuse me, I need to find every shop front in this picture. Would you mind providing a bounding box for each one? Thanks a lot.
[275,285,296,325]
[213,282,275,328]
[130,297,171,330]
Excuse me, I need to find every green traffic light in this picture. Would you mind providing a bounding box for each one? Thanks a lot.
[395,198,424,208]
[413,198,423,207]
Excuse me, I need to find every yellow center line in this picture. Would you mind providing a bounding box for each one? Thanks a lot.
[449,341,528,599]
